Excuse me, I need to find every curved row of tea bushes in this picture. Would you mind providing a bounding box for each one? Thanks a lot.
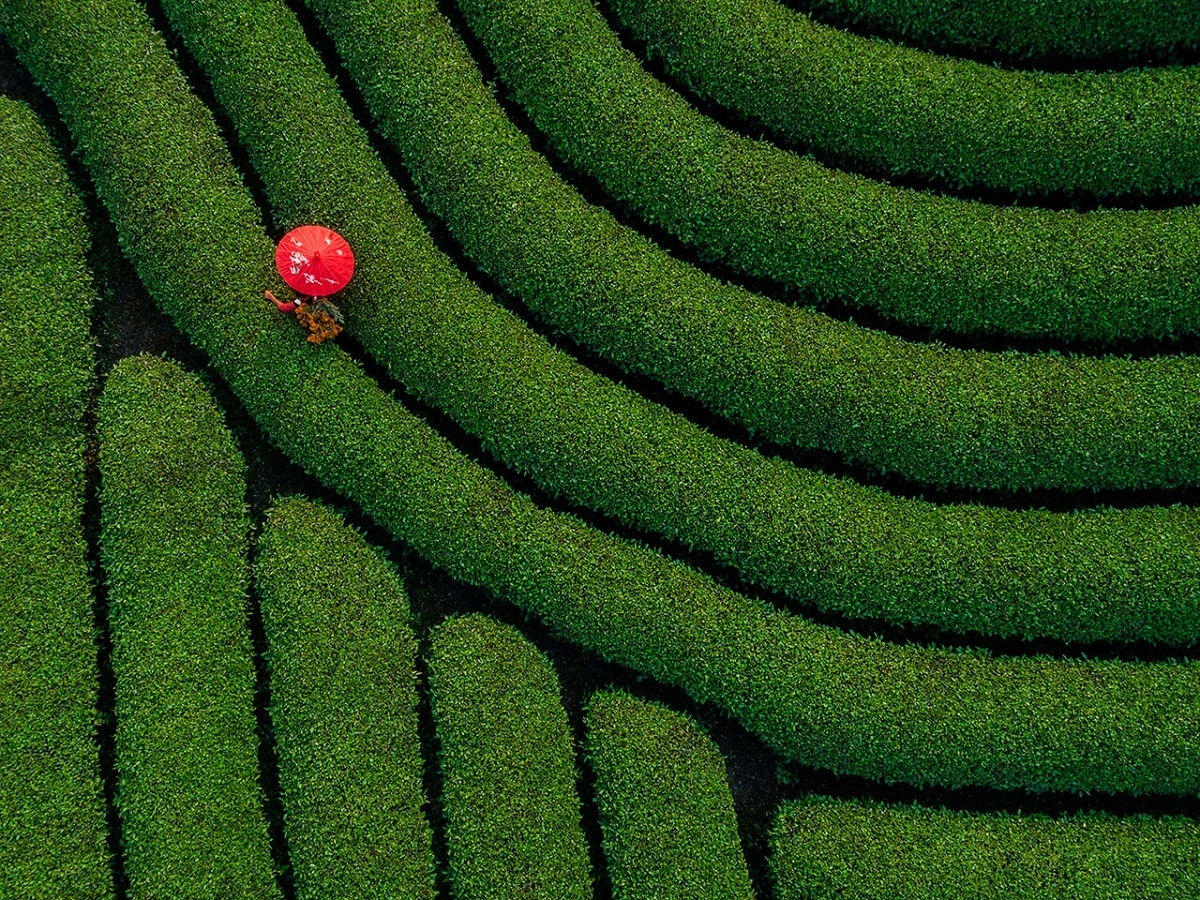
[254,497,434,900]
[770,797,1200,899]
[160,0,1200,657]
[802,0,1200,62]
[97,355,278,899]
[610,0,1200,196]
[455,0,1200,343]
[428,615,592,899]
[11,0,1200,797]
[304,0,1200,497]
[0,98,111,900]
[585,691,753,900]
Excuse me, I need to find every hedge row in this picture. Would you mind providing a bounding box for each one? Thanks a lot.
[455,0,1200,343]
[428,615,592,898]
[97,355,278,899]
[156,0,1200,656]
[611,0,1200,196]
[0,97,111,900]
[771,797,1200,899]
[254,497,434,899]
[11,0,1200,796]
[800,0,1200,62]
[584,691,753,900]
[302,0,1200,497]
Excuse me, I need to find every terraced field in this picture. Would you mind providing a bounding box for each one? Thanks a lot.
[2,0,1198,896]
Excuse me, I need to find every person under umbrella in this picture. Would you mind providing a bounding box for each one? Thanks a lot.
[266,224,355,344]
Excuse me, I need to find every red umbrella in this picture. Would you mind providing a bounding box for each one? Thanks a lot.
[275,225,355,297]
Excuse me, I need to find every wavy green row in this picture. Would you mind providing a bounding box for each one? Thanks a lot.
[97,355,277,899]
[0,97,111,900]
[585,691,753,899]
[254,497,434,900]
[302,0,1200,496]
[611,0,1200,196]
[771,797,1200,899]
[456,0,1200,342]
[11,0,1200,797]
[160,0,1200,654]
[801,0,1200,61]
[428,615,592,899]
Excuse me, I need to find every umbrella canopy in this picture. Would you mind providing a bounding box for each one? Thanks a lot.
[275,225,355,297]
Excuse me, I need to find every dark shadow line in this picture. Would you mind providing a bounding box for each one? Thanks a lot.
[434,0,1200,360]
[777,0,1200,74]
[776,759,1200,819]
[410,599,456,900]
[701,716,778,900]
[594,0,1200,211]
[245,575,297,900]
[84,401,130,900]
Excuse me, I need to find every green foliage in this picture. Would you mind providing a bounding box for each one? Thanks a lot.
[304,0,1200,497]
[612,0,1200,196]
[9,0,1200,801]
[428,615,591,899]
[804,0,1200,61]
[455,0,1200,343]
[288,0,1200,646]
[771,797,1200,899]
[254,496,434,899]
[97,355,278,899]
[585,691,753,900]
[0,97,111,900]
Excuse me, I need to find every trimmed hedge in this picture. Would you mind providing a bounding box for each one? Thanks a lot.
[304,0,1200,497]
[97,355,278,899]
[0,97,111,900]
[800,0,1200,62]
[771,797,1200,899]
[10,0,1200,797]
[611,0,1200,196]
[254,496,434,899]
[455,0,1200,343]
[428,615,592,898]
[156,0,1200,652]
[585,691,753,899]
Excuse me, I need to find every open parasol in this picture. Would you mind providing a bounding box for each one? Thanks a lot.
[275,225,355,297]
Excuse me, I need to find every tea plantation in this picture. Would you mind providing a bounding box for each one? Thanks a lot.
[2,0,1198,896]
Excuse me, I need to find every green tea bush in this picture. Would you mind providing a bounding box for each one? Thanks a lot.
[456,0,1200,342]
[611,0,1200,196]
[0,97,111,900]
[254,497,434,899]
[801,0,1200,61]
[771,796,1200,899]
[304,0,1200,496]
[160,0,1200,651]
[585,691,753,900]
[9,0,1200,797]
[98,354,278,899]
[428,615,592,898]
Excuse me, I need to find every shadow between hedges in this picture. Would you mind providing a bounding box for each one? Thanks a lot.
[7,17,1200,900]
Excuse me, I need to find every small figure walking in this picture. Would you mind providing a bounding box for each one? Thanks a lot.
[269,224,355,344]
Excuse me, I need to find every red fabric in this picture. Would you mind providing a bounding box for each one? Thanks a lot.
[275,225,355,297]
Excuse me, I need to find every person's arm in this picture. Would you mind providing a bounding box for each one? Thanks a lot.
[265,289,298,312]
